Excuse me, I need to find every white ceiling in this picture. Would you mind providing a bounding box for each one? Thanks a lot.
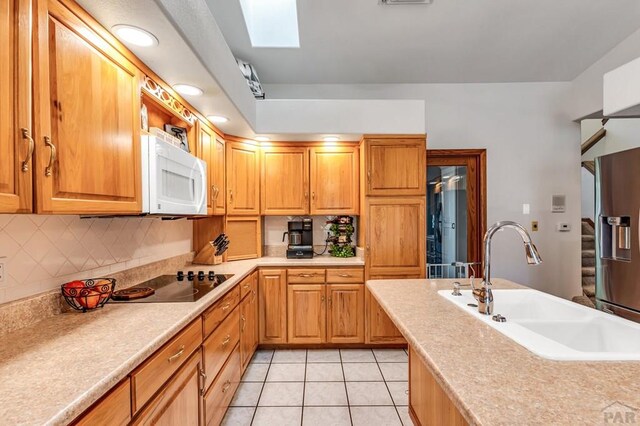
[207,0,640,84]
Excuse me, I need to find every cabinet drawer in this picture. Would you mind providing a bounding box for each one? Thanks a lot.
[74,378,131,426]
[326,268,364,283]
[203,306,240,390]
[287,269,326,284]
[203,286,240,338]
[131,318,202,412]
[204,344,241,426]
[239,274,256,300]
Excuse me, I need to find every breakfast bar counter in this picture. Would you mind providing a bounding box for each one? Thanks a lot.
[367,278,640,425]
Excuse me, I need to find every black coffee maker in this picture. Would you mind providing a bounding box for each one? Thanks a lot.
[282,218,314,259]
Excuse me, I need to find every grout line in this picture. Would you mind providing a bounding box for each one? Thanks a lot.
[374,357,404,425]
[339,349,355,426]
[300,350,308,426]
[249,351,274,426]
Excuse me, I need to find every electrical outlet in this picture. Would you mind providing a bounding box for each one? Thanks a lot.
[0,261,4,282]
[531,221,539,232]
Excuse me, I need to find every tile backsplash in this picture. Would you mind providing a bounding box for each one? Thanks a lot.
[0,215,192,304]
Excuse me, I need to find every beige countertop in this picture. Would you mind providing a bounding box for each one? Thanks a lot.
[366,278,640,425]
[0,255,362,426]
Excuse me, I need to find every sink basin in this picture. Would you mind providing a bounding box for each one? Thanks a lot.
[438,288,640,361]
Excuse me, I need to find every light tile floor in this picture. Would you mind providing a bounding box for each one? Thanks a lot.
[223,348,412,426]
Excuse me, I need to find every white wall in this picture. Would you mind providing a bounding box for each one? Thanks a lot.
[0,215,192,304]
[568,28,640,120]
[582,118,640,161]
[265,82,582,299]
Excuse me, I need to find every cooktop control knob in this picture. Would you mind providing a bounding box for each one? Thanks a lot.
[187,271,195,281]
[208,271,215,281]
[177,271,185,281]
[197,271,205,281]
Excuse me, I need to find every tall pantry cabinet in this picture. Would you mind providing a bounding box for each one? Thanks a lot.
[360,135,427,344]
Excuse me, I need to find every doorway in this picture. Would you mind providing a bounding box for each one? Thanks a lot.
[426,150,486,278]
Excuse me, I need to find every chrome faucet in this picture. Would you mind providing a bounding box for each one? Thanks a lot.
[472,221,542,315]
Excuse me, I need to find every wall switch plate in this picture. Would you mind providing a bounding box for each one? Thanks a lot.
[522,204,530,215]
[531,221,539,232]
[557,223,571,232]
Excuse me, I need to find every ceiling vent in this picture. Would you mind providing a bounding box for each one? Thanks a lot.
[380,0,432,4]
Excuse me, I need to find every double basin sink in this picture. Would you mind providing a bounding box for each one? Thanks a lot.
[438,288,640,361]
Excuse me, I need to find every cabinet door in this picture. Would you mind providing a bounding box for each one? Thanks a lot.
[261,147,309,215]
[197,120,215,216]
[132,350,202,426]
[259,269,287,344]
[212,134,226,215]
[327,284,364,344]
[365,138,426,196]
[366,197,426,277]
[288,284,326,344]
[75,379,131,426]
[365,287,405,344]
[0,0,32,213]
[310,146,359,215]
[240,284,258,372]
[225,216,262,260]
[34,0,142,214]
[227,141,260,215]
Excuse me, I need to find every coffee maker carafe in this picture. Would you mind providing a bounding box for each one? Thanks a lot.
[283,218,314,259]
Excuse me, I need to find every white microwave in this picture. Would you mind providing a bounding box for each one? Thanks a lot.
[141,135,207,216]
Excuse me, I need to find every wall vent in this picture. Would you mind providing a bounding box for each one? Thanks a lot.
[380,0,433,4]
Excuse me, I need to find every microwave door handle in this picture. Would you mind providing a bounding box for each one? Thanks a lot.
[196,160,206,213]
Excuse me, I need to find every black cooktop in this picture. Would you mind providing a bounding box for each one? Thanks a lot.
[111,271,234,303]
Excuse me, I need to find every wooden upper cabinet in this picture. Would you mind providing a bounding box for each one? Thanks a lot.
[287,284,326,344]
[197,121,215,215]
[33,0,142,214]
[261,147,309,215]
[310,146,359,215]
[227,141,260,215]
[258,269,287,344]
[366,197,426,278]
[212,134,226,215]
[0,0,33,213]
[365,137,427,196]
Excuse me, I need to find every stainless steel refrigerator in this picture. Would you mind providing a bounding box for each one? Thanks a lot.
[596,147,640,322]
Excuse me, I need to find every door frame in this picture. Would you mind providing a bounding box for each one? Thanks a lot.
[426,149,487,274]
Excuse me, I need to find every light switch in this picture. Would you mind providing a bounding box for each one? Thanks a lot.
[523,204,530,215]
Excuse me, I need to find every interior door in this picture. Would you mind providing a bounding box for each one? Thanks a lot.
[426,150,486,278]
[0,0,32,213]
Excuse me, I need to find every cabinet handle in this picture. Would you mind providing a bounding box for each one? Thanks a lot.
[241,314,246,331]
[167,345,185,363]
[215,186,220,199]
[20,128,34,172]
[229,190,233,203]
[311,192,315,200]
[367,170,371,183]
[199,369,207,396]
[221,380,232,393]
[221,303,231,311]
[251,289,257,302]
[211,184,215,202]
[221,335,231,346]
[328,296,332,307]
[321,295,325,303]
[44,136,56,177]
[243,284,250,289]
[338,274,352,278]
[304,191,309,200]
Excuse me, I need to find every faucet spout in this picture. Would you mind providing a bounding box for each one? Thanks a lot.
[475,221,543,315]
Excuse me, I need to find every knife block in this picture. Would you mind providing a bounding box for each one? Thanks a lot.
[192,242,223,265]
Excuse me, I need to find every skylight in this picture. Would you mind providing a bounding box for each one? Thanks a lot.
[239,0,300,48]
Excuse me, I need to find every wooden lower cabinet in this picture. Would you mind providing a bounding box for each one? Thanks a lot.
[240,272,259,372]
[288,284,326,344]
[409,347,467,426]
[327,284,364,344]
[202,306,240,390]
[259,269,287,344]
[74,379,131,426]
[365,287,405,344]
[132,350,202,426]
[203,344,241,426]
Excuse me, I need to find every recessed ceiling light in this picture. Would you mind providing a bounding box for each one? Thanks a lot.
[112,25,158,47]
[255,136,270,142]
[323,136,340,142]
[173,84,203,97]
[207,115,229,124]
